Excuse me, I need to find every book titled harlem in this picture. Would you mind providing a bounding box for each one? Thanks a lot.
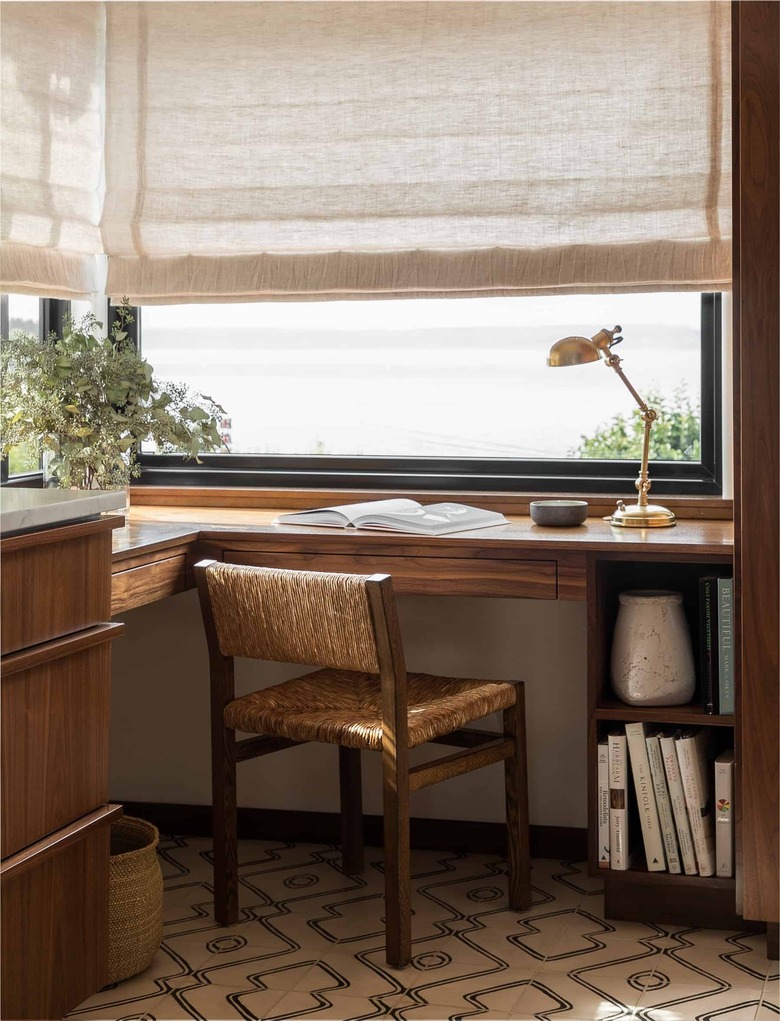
[276,499,508,536]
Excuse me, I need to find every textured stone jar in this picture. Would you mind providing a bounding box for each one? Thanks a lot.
[611,590,696,706]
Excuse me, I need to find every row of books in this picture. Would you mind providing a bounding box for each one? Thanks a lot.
[598,724,734,877]
[699,575,733,715]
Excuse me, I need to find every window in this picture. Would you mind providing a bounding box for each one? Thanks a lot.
[137,292,722,495]
[0,294,80,484]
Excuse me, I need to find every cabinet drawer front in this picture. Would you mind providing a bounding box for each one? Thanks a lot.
[1,637,112,858]
[1,530,112,655]
[111,553,188,615]
[1,810,114,1020]
[223,550,557,599]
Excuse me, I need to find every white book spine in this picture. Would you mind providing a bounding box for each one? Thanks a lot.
[676,730,716,877]
[646,733,681,874]
[659,733,698,875]
[625,723,666,872]
[597,739,610,868]
[608,733,630,870]
[714,751,735,878]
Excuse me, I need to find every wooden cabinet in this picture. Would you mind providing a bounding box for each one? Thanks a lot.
[1,516,123,1020]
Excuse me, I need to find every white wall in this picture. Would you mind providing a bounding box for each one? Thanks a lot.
[110,591,587,828]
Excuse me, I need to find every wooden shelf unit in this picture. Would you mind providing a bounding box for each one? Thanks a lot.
[587,552,739,928]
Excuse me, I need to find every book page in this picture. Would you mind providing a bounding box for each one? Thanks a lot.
[276,498,420,527]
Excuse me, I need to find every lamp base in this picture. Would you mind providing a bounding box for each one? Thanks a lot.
[606,501,677,528]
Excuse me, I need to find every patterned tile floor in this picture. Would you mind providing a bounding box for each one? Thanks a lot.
[67,837,778,1021]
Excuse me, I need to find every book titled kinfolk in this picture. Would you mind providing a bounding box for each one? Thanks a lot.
[276,499,508,536]
[625,722,666,872]
[646,729,681,874]
[659,730,698,875]
[597,738,610,869]
[715,750,735,878]
[608,732,631,871]
[676,728,716,876]
[718,578,734,714]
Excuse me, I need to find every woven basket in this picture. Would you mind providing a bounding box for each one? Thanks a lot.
[107,816,164,985]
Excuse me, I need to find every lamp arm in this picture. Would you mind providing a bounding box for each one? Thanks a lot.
[603,353,657,508]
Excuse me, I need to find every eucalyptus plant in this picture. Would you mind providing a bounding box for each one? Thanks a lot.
[1,302,227,489]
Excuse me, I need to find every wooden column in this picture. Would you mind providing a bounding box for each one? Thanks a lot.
[733,0,780,928]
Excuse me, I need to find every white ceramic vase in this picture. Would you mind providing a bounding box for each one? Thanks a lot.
[610,590,696,706]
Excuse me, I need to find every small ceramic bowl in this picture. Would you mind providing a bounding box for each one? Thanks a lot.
[529,499,588,527]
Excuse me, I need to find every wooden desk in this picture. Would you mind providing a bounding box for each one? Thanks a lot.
[111,507,743,932]
[112,506,733,610]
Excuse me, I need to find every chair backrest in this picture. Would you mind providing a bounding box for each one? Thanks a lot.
[195,560,387,673]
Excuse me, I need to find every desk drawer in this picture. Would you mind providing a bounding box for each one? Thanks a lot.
[1,625,121,859]
[222,550,557,599]
[112,554,188,615]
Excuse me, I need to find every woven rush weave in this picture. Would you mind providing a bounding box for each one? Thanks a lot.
[205,562,380,672]
[107,816,163,985]
[224,670,517,750]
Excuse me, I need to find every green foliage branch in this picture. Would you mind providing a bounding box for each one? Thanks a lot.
[1,302,227,489]
[573,387,701,461]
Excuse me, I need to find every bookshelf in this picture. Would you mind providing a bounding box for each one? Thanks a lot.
[587,552,744,930]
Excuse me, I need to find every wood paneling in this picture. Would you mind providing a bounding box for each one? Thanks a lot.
[1,625,123,858]
[734,0,780,927]
[111,553,188,614]
[129,486,734,520]
[1,519,117,655]
[223,549,558,599]
[0,807,121,1021]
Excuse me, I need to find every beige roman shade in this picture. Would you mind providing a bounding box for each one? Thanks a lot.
[103,0,731,304]
[0,3,104,299]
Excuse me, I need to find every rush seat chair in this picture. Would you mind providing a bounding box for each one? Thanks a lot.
[195,559,531,967]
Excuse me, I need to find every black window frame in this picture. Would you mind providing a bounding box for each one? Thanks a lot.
[133,293,721,495]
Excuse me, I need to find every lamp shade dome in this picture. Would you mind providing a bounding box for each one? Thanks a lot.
[546,335,602,367]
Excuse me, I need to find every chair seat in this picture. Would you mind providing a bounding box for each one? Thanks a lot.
[224,670,517,751]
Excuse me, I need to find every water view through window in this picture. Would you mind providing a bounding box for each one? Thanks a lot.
[140,294,703,462]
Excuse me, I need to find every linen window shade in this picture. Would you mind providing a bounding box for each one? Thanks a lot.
[0,3,104,299]
[103,0,731,305]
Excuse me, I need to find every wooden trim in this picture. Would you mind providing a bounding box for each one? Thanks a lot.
[734,0,780,928]
[120,801,589,859]
[235,734,301,761]
[0,804,122,881]
[603,871,756,932]
[0,515,121,553]
[408,738,514,792]
[130,486,733,521]
[0,623,124,678]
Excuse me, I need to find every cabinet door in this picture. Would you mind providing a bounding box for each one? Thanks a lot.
[1,807,120,1020]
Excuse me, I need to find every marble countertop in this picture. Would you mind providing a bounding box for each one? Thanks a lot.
[0,488,126,536]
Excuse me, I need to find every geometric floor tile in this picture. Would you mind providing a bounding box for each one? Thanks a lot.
[65,837,777,1021]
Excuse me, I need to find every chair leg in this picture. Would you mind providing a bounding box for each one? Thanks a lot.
[383,747,411,967]
[339,746,364,875]
[504,684,532,910]
[213,722,239,925]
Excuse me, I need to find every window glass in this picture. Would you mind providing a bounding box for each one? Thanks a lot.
[140,293,703,463]
[2,294,42,475]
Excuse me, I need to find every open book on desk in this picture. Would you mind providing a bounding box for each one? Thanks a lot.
[275,499,508,536]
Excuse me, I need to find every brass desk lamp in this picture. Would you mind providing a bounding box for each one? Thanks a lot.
[547,325,676,528]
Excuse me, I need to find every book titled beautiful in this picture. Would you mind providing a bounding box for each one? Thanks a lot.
[275,499,508,536]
